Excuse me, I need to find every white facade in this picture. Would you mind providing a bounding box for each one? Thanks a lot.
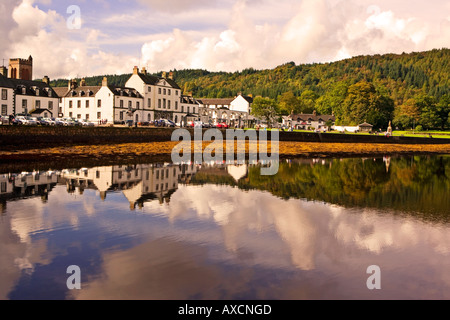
[0,87,14,116]
[61,78,144,124]
[125,67,186,122]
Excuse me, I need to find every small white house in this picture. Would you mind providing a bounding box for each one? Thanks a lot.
[0,74,59,116]
[61,77,144,124]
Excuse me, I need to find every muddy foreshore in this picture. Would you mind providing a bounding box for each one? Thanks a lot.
[1,139,449,173]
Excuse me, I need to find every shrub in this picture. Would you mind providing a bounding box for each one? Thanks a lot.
[415,125,423,132]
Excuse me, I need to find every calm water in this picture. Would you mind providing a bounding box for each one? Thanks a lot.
[0,156,449,300]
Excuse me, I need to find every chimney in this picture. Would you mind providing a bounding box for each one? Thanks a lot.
[42,76,50,85]
[141,67,147,75]
[80,78,86,86]
[162,71,167,79]
[248,94,253,98]
[0,66,7,77]
[102,77,108,87]
[133,66,139,75]
[313,110,317,116]
[168,72,174,80]
[69,79,78,90]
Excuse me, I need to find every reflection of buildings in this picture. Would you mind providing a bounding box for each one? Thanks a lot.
[0,171,59,211]
[60,164,199,210]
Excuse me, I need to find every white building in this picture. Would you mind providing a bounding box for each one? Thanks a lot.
[285,111,335,131]
[61,77,144,124]
[0,75,14,116]
[0,74,59,117]
[125,67,186,122]
[198,94,254,127]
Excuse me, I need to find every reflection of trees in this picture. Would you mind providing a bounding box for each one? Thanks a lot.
[236,156,450,221]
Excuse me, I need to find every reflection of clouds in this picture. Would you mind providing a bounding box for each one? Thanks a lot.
[2,176,450,299]
[140,184,450,275]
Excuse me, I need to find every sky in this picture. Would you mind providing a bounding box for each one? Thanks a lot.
[0,0,449,79]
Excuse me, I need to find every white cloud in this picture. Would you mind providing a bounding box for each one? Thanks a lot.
[1,0,449,77]
[140,0,450,72]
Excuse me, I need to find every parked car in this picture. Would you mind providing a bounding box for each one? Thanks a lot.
[0,115,9,125]
[155,119,175,127]
[80,119,95,127]
[16,116,37,126]
[137,121,150,127]
[43,118,56,126]
[53,118,65,126]
[60,118,76,126]
[216,122,229,129]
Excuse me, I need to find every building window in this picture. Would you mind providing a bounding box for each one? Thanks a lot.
[77,114,81,119]
[128,101,132,109]
[78,100,81,108]
[120,112,124,120]
[175,101,178,110]
[148,113,151,121]
[36,100,40,108]
[48,101,53,110]
[163,99,166,109]
[1,105,7,116]
[86,114,89,120]
[69,112,73,117]
[156,170,159,179]
[69,101,73,108]
[86,100,89,108]
[97,100,101,108]
[120,100,123,108]
[158,88,161,94]
[136,101,140,109]
[148,98,151,108]
[163,89,166,95]
[1,89,7,100]
[168,100,171,109]
[97,112,101,119]
[158,99,161,108]
[176,90,178,96]
[96,171,100,178]
[1,182,6,193]
[148,87,151,92]
[181,106,184,113]
[168,89,171,95]
[59,107,62,114]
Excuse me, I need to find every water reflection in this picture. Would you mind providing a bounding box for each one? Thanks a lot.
[0,156,449,299]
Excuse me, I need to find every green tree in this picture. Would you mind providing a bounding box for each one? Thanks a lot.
[251,96,279,125]
[393,98,420,129]
[299,90,318,114]
[338,81,393,128]
[278,92,301,115]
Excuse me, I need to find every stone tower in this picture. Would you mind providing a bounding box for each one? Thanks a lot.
[8,55,33,80]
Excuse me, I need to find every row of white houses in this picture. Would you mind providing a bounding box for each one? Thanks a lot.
[0,66,255,126]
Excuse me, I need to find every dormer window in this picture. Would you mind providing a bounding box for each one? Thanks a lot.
[22,87,26,94]
[72,91,77,96]
[35,88,40,96]
[48,89,52,97]
[79,91,85,97]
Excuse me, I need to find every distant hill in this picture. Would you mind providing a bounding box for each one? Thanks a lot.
[49,48,449,129]
[51,48,449,102]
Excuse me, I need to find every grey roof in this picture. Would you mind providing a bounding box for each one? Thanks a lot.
[65,86,101,97]
[8,77,58,98]
[65,85,143,99]
[358,122,373,127]
[53,87,70,98]
[200,98,234,106]
[137,73,181,90]
[0,74,14,88]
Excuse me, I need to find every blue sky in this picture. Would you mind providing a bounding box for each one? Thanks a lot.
[1,0,449,79]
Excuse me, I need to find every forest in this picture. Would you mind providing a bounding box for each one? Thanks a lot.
[49,48,449,129]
